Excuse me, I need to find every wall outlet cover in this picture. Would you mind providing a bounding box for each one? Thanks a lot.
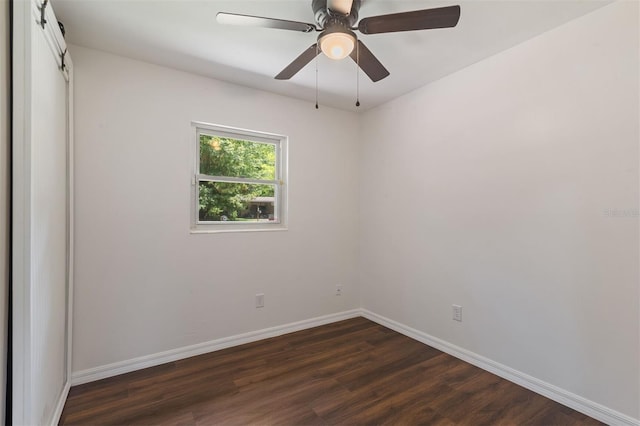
[452,304,462,322]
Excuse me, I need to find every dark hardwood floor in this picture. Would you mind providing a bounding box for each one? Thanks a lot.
[60,317,602,425]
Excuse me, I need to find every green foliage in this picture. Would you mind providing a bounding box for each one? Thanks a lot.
[198,135,276,221]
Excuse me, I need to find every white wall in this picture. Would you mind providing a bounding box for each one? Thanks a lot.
[359,1,639,420]
[0,0,9,423]
[70,45,360,373]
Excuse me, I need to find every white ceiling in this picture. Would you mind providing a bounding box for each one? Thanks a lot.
[52,0,611,111]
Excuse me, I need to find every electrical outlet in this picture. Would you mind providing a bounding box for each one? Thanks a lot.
[335,285,343,296]
[452,304,462,322]
[256,293,264,308]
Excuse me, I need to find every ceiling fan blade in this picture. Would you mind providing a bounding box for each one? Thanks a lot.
[357,5,461,34]
[349,40,389,82]
[275,44,321,80]
[327,0,354,16]
[216,12,317,33]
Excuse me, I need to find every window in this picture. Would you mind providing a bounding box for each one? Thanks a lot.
[192,122,287,232]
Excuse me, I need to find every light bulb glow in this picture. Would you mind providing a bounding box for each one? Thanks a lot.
[331,45,345,58]
[319,31,355,60]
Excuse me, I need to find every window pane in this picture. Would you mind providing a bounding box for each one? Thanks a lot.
[198,181,277,222]
[200,135,276,180]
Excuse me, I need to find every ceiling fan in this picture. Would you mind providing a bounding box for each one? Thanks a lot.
[216,0,461,83]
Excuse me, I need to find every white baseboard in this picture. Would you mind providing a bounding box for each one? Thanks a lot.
[71,309,361,386]
[71,308,638,426]
[50,380,70,426]
[361,309,639,426]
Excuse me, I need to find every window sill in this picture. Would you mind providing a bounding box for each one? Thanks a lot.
[190,226,288,234]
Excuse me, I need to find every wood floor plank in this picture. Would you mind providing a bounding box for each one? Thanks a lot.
[60,318,604,425]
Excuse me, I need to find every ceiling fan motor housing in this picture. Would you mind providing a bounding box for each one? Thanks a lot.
[312,0,361,28]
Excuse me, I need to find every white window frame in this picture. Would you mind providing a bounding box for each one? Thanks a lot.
[191,121,288,233]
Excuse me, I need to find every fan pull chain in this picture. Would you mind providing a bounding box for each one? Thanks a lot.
[355,41,360,108]
[315,44,319,109]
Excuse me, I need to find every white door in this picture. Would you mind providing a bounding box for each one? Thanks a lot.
[12,0,73,424]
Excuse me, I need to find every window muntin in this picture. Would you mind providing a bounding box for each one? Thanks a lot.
[193,123,287,231]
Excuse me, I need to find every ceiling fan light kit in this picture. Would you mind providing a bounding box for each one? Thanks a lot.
[318,26,356,60]
[216,0,461,106]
